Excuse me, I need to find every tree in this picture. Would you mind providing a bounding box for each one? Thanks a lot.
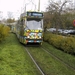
[44,0,72,33]
[7,11,13,19]
[44,12,51,32]
[6,18,15,23]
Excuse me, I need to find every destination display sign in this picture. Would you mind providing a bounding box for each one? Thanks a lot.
[27,12,43,17]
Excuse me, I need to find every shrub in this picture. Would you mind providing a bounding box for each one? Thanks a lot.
[0,24,10,42]
[43,32,51,42]
[0,24,4,41]
[60,37,75,54]
[44,32,75,55]
[2,25,10,37]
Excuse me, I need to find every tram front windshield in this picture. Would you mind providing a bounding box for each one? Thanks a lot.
[26,18,43,30]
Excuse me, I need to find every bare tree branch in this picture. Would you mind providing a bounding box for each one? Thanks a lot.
[59,1,68,14]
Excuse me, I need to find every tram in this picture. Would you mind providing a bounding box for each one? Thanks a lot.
[16,11,43,45]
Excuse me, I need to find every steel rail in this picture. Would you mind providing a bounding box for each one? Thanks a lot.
[41,47,75,71]
[25,47,45,75]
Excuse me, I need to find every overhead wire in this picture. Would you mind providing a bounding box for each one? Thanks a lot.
[30,0,36,11]
[22,0,36,12]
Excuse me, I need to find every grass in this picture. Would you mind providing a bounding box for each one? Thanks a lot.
[28,46,75,75]
[0,33,42,75]
[42,42,75,68]
[1,33,75,75]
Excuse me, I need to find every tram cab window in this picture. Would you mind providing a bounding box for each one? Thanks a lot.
[27,18,43,30]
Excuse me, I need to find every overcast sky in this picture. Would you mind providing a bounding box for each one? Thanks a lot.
[0,0,48,19]
[0,0,74,19]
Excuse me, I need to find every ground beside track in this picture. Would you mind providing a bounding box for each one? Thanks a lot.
[0,33,42,75]
[0,33,75,75]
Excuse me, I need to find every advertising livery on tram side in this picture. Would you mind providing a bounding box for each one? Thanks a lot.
[16,11,44,45]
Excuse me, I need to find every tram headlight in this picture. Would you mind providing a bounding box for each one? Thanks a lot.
[39,36,42,39]
[27,36,30,38]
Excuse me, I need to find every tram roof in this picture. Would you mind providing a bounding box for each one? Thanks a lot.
[20,11,43,18]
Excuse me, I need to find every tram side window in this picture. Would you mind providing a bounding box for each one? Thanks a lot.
[20,19,23,25]
[20,19,25,25]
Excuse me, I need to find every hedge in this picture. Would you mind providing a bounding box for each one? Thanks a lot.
[0,24,10,42]
[43,32,75,54]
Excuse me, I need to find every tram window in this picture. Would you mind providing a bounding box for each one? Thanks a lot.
[20,19,25,25]
[27,18,41,21]
[20,19,23,25]
[26,19,43,30]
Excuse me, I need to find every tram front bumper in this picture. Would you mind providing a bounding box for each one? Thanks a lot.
[26,39,43,43]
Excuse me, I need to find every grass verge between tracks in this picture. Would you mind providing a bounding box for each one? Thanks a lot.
[0,33,42,75]
[28,46,75,75]
[43,42,75,69]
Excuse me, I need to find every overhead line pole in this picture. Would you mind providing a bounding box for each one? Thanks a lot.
[38,0,40,11]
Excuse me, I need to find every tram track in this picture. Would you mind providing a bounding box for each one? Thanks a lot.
[25,47,46,75]
[41,46,75,71]
[24,44,75,75]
